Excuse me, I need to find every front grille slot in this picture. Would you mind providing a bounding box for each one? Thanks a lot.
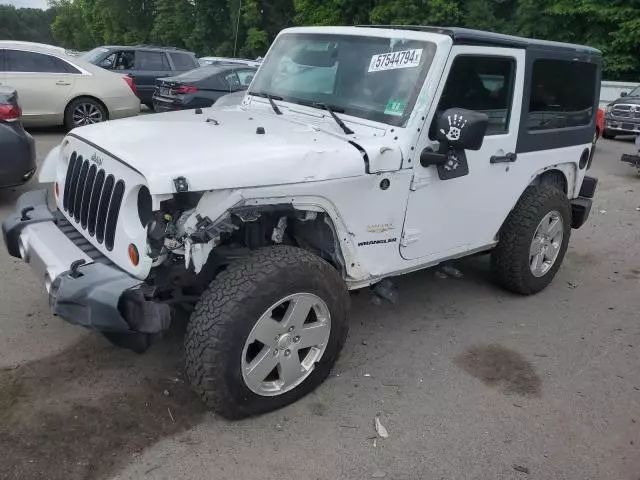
[95,175,115,244]
[612,104,640,119]
[62,152,125,250]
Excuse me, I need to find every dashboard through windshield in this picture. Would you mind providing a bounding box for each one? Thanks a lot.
[249,33,437,126]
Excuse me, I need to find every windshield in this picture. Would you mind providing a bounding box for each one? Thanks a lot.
[627,85,640,97]
[250,33,437,126]
[81,47,110,63]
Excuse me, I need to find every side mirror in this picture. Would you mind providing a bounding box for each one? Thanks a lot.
[621,92,628,97]
[436,108,489,151]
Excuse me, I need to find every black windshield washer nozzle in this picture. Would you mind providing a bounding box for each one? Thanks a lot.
[256,126,265,135]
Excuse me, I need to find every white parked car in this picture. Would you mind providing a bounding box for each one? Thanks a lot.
[4,26,600,419]
[0,41,140,130]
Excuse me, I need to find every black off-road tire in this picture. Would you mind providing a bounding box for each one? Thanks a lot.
[184,245,350,419]
[491,184,572,295]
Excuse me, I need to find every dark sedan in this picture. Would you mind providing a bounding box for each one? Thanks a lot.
[0,87,36,188]
[152,65,257,112]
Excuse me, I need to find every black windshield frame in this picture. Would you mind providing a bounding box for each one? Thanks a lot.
[249,33,437,127]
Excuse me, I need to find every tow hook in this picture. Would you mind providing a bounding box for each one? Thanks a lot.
[69,259,86,278]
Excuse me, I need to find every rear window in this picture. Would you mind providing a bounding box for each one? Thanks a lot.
[170,52,197,70]
[527,59,597,131]
[175,66,223,81]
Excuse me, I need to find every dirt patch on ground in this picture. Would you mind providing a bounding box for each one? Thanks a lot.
[0,333,206,480]
[455,344,541,397]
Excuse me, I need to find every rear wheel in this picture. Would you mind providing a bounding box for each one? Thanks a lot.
[491,184,571,295]
[185,246,350,419]
[64,97,107,130]
[602,129,616,140]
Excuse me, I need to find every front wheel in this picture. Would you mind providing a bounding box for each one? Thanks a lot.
[185,246,350,419]
[491,184,571,295]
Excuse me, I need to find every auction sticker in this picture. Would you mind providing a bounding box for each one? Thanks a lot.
[368,49,422,72]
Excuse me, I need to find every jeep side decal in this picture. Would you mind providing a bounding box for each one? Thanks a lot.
[357,238,398,247]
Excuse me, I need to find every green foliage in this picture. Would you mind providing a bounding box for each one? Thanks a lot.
[0,4,57,44]
[1,0,638,79]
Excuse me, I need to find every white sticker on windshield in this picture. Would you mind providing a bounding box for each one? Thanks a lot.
[368,49,422,73]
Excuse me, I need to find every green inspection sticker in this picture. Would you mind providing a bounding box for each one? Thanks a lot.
[384,99,406,116]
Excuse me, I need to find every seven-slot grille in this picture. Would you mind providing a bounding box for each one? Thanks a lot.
[611,104,640,119]
[62,151,125,252]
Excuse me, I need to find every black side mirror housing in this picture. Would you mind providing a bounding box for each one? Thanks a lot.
[436,108,489,151]
[621,91,628,97]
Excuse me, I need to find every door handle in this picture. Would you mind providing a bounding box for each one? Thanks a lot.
[56,81,71,86]
[490,152,517,164]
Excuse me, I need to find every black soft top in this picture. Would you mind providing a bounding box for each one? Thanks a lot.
[362,26,601,56]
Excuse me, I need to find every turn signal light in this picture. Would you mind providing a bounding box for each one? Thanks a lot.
[128,244,139,266]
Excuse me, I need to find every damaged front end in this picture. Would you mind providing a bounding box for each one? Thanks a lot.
[143,189,348,309]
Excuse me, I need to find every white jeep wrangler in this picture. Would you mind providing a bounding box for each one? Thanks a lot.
[3,26,601,418]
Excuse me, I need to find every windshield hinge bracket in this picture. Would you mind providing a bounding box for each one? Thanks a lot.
[410,174,431,191]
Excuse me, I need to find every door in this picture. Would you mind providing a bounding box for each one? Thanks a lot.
[131,50,172,104]
[4,49,76,124]
[401,46,525,261]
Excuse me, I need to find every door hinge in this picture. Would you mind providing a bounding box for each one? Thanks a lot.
[410,175,431,191]
[401,229,421,247]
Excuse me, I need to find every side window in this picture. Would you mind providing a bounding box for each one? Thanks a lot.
[111,51,135,70]
[432,55,516,136]
[236,69,256,87]
[527,59,596,131]
[135,51,170,71]
[224,71,241,91]
[6,50,72,74]
[170,52,197,70]
[53,56,81,74]
[0,50,5,72]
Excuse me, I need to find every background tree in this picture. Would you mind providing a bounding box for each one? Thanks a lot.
[1,0,638,80]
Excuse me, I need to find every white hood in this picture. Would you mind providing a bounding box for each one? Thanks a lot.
[70,107,390,194]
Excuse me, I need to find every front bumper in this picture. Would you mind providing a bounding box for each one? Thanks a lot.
[2,189,170,336]
[605,116,640,135]
[571,175,597,229]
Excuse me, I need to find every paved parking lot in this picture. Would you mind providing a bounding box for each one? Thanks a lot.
[1,130,639,480]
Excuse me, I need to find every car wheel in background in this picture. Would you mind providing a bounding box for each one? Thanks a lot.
[602,129,615,140]
[64,97,107,130]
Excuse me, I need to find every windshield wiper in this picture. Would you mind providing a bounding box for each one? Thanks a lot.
[248,91,282,115]
[313,102,354,135]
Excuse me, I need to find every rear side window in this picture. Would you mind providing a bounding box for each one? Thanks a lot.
[135,51,170,71]
[6,50,80,74]
[224,71,241,91]
[170,52,197,70]
[527,59,597,131]
[236,68,256,87]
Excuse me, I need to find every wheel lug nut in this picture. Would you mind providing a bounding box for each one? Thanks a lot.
[273,349,279,356]
[294,336,300,343]
[284,349,291,357]
[288,326,294,332]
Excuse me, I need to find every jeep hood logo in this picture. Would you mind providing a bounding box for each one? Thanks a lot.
[90,153,103,166]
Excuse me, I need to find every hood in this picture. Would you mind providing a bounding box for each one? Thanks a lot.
[610,95,640,106]
[70,107,398,194]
